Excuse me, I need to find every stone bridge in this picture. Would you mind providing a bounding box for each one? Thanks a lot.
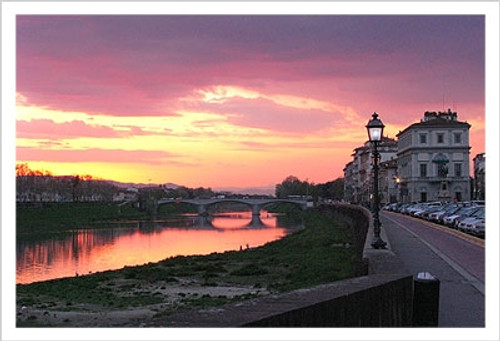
[156,198,309,216]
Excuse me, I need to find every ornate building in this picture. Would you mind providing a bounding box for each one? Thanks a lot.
[396,110,471,203]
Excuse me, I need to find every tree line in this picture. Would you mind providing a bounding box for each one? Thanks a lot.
[16,163,119,202]
[15,163,220,204]
[275,175,344,202]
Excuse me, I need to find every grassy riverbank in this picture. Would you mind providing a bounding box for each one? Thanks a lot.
[16,207,358,327]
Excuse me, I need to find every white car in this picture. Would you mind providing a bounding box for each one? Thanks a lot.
[457,217,479,233]
[457,208,485,234]
[469,220,485,237]
[443,206,480,228]
[429,205,460,223]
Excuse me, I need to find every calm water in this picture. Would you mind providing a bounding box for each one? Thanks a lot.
[16,211,302,284]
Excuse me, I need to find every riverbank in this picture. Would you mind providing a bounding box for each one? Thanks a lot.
[16,202,197,239]
[16,207,358,327]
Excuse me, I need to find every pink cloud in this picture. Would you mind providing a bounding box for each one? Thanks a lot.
[16,119,166,140]
[16,146,185,165]
[17,119,123,139]
[234,140,355,152]
[186,96,338,134]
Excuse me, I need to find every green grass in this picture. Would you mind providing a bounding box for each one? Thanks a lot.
[16,207,358,315]
[16,202,148,235]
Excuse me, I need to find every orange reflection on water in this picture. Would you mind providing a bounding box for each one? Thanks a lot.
[16,212,289,284]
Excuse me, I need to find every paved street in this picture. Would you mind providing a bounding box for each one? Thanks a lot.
[380,211,485,327]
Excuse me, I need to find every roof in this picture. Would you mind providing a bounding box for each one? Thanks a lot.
[396,116,470,137]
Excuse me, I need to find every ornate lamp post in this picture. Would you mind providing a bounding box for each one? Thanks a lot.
[366,112,387,249]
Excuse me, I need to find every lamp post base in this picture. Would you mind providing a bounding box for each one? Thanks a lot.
[371,236,387,249]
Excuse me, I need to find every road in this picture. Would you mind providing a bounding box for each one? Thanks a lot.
[381,211,485,327]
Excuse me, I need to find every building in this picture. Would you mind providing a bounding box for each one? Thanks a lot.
[473,153,485,200]
[379,159,398,205]
[343,136,397,206]
[396,110,471,203]
[343,161,355,203]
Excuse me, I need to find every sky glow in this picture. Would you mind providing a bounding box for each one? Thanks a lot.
[14,14,486,191]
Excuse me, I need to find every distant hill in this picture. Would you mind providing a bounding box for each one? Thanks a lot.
[101,180,272,195]
[214,185,275,196]
[103,180,180,189]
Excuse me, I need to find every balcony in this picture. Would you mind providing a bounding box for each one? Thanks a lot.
[408,176,470,183]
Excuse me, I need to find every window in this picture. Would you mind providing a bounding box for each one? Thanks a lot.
[454,163,462,177]
[420,192,427,202]
[420,164,427,177]
[454,132,462,144]
[437,133,444,144]
[419,133,427,144]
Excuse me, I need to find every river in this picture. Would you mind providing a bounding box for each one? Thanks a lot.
[16,210,302,284]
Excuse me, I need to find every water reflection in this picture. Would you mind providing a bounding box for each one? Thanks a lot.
[16,211,302,284]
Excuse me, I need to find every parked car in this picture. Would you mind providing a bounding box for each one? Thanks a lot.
[469,219,485,237]
[387,203,399,211]
[409,202,442,217]
[469,200,485,206]
[444,206,481,229]
[457,207,485,233]
[414,206,443,220]
[428,204,459,223]
[430,204,465,224]
[406,203,427,216]
[396,203,412,214]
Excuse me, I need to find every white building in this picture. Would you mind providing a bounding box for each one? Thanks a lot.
[396,110,471,203]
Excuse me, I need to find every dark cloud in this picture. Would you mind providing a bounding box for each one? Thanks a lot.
[16,15,484,118]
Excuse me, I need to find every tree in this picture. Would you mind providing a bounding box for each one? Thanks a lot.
[72,176,81,202]
[316,178,344,200]
[16,163,33,177]
[275,175,311,198]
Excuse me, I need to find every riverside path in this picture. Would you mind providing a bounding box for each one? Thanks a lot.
[380,211,485,327]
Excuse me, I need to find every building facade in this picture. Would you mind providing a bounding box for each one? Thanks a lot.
[343,161,355,203]
[473,153,485,200]
[396,110,471,203]
[343,137,397,206]
[379,159,398,205]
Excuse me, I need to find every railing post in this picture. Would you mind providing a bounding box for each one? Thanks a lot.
[413,272,440,326]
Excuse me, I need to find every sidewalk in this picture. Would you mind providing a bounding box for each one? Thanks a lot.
[379,212,484,327]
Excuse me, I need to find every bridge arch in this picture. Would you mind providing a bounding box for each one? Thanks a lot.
[156,198,308,217]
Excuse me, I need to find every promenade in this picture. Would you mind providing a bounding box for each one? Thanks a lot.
[379,211,485,327]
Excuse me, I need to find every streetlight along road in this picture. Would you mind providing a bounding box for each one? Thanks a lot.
[366,112,387,249]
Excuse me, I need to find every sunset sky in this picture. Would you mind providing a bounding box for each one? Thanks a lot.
[14,13,486,192]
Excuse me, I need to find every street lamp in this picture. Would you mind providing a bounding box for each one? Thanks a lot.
[366,112,387,249]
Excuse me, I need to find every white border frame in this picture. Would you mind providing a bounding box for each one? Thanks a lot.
[2,2,499,340]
